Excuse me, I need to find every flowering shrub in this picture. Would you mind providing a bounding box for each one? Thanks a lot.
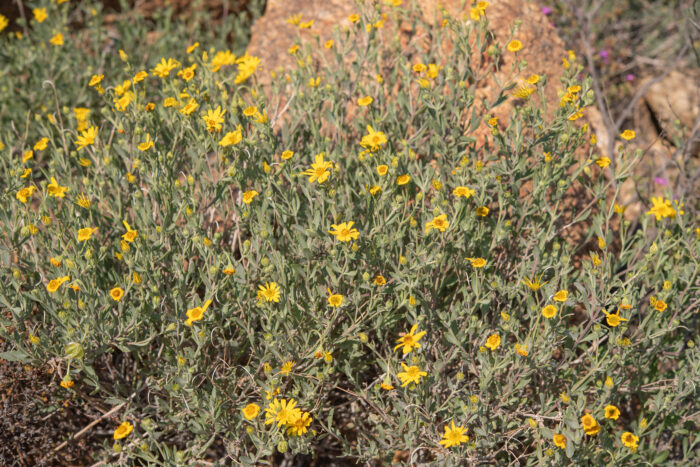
[1,1,698,465]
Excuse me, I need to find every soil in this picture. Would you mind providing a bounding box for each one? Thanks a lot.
[0,342,110,466]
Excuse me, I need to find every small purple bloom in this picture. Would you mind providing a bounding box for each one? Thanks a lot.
[541,6,553,15]
[599,50,609,58]
[654,177,668,186]
[626,74,635,81]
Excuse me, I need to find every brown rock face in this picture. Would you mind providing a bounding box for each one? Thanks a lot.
[641,69,700,143]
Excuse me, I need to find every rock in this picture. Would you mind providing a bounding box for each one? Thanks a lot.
[641,69,700,144]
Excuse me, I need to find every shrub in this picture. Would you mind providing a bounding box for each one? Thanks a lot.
[0,1,698,465]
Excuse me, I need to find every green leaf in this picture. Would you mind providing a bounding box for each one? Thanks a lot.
[0,350,30,362]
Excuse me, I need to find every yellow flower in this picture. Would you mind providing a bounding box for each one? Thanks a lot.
[476,206,489,217]
[329,222,359,242]
[348,14,360,23]
[603,309,627,327]
[22,150,34,163]
[368,185,382,195]
[604,405,620,420]
[553,290,568,302]
[542,305,557,319]
[223,266,236,275]
[34,137,49,151]
[75,193,91,208]
[396,174,410,186]
[0,15,8,33]
[210,50,236,72]
[281,150,294,160]
[485,333,500,350]
[178,64,196,82]
[453,186,475,198]
[219,126,243,147]
[122,221,137,243]
[110,287,125,302]
[621,432,639,450]
[397,362,427,387]
[33,8,48,23]
[417,78,431,88]
[187,42,200,54]
[521,274,548,291]
[133,70,148,83]
[234,54,261,84]
[280,360,295,376]
[515,343,528,356]
[512,85,535,99]
[46,276,70,293]
[47,177,67,198]
[553,434,566,449]
[242,190,259,204]
[620,129,636,141]
[258,282,281,302]
[560,392,571,403]
[265,398,301,426]
[113,421,133,440]
[439,421,469,448]
[426,64,439,79]
[164,97,178,108]
[287,411,313,436]
[60,379,74,389]
[242,403,260,420]
[49,33,64,46]
[151,57,180,78]
[20,168,32,178]
[138,134,154,151]
[380,381,394,390]
[466,257,487,268]
[526,74,540,85]
[303,152,333,184]
[77,227,98,242]
[202,106,226,133]
[646,196,676,221]
[179,99,198,116]
[357,96,373,106]
[88,74,104,87]
[374,275,386,286]
[425,214,449,233]
[654,299,667,312]
[376,165,388,176]
[75,126,97,151]
[595,157,611,168]
[15,186,35,204]
[360,125,387,152]
[186,299,212,326]
[327,289,343,307]
[581,413,600,436]
[394,324,426,354]
[507,39,523,52]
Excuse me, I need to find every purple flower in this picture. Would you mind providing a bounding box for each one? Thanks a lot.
[654,177,668,186]
[626,74,635,81]
[541,6,553,15]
